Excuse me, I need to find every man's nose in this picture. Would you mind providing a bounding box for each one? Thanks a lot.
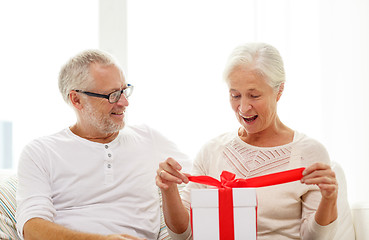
[116,94,129,106]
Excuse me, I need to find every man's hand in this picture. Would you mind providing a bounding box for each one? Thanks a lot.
[106,234,146,240]
[23,218,147,240]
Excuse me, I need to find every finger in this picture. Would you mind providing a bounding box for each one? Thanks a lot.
[183,172,192,178]
[155,175,170,190]
[158,159,189,183]
[302,165,336,183]
[156,166,184,183]
[158,157,182,172]
[302,175,336,185]
[156,169,181,189]
[301,170,335,182]
[301,166,336,183]
[302,162,331,176]
[159,169,188,184]
[157,159,180,175]
[165,157,183,171]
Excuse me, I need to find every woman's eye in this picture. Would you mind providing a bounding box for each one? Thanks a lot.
[231,94,241,99]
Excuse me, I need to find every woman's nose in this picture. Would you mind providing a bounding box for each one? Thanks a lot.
[239,101,252,114]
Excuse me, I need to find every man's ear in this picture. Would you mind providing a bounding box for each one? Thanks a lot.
[69,91,83,110]
[276,83,284,101]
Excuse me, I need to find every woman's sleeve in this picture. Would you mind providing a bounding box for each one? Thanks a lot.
[299,139,338,240]
[300,187,338,239]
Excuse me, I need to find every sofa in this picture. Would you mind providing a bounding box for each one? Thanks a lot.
[0,163,368,239]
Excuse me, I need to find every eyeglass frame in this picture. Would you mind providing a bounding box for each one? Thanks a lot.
[74,84,133,104]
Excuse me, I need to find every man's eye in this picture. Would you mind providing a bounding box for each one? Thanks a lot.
[250,95,260,98]
[231,94,241,99]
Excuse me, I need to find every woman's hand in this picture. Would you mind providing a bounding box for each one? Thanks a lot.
[156,158,192,234]
[301,162,338,200]
[301,162,339,225]
[156,157,191,190]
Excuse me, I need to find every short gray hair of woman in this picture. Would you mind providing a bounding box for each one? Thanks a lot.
[58,49,123,105]
[223,42,285,91]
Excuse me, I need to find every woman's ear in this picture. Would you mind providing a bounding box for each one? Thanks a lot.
[276,83,284,101]
[69,91,83,110]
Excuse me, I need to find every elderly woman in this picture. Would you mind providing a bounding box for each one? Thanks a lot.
[156,42,338,239]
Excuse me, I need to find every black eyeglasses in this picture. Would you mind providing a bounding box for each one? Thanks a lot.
[75,84,134,103]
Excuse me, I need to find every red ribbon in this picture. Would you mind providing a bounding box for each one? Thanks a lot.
[189,168,305,240]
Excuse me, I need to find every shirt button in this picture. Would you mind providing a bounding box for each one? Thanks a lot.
[107,163,112,168]
[108,153,112,157]
[105,145,109,149]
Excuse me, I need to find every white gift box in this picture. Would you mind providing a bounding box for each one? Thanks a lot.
[191,188,257,240]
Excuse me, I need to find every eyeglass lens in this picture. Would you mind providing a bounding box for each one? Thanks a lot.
[109,86,133,103]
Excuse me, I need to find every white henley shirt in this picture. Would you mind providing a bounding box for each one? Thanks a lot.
[16,124,189,240]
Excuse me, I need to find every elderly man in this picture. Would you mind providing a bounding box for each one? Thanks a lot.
[16,50,189,240]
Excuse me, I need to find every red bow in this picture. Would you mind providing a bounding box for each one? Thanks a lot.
[189,168,305,240]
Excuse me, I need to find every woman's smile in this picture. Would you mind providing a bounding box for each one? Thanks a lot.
[242,114,258,123]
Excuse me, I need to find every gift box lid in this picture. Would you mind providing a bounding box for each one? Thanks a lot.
[191,188,256,208]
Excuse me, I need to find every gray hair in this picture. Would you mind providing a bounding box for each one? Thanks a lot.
[58,49,122,105]
[223,42,285,91]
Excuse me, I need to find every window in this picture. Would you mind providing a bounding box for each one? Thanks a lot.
[0,0,99,169]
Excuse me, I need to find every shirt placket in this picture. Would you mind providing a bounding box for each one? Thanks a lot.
[104,144,114,184]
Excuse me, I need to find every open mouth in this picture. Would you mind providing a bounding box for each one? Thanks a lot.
[242,115,258,123]
[111,111,124,116]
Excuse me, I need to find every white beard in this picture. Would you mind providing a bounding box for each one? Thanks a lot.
[82,101,125,134]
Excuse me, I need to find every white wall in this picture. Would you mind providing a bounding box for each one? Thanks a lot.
[125,0,255,158]
[319,0,369,203]
[0,0,99,169]
[100,0,369,204]
[0,0,367,204]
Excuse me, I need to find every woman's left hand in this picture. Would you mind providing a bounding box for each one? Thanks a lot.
[301,162,338,200]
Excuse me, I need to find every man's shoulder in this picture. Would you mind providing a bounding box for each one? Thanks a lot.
[24,129,71,149]
[18,129,72,162]
[37,128,69,141]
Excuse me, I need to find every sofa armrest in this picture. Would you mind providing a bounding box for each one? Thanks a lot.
[0,174,20,239]
[331,161,355,240]
[352,202,369,240]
